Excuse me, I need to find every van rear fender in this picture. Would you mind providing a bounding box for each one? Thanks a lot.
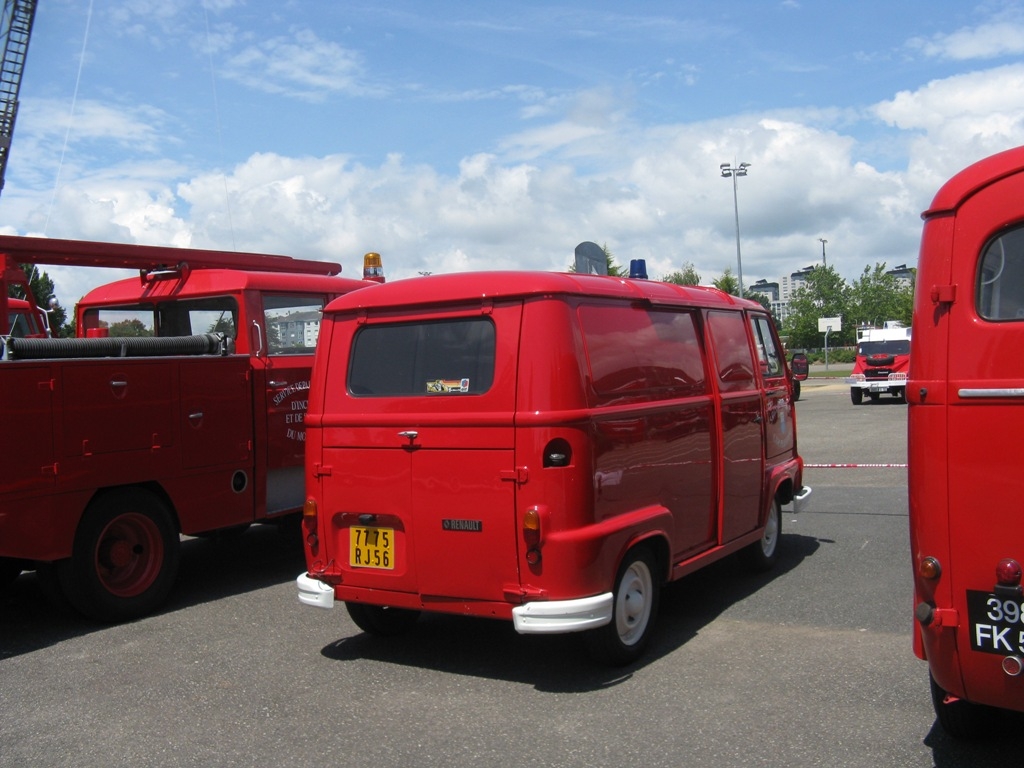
[766,460,799,508]
[523,504,673,598]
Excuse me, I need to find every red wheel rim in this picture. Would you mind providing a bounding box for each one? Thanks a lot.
[94,513,164,597]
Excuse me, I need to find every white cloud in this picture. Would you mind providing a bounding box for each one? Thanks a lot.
[873,63,1024,186]
[908,20,1024,60]
[220,29,384,101]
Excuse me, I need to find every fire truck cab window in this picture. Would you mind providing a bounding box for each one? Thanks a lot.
[978,225,1024,321]
[159,297,237,338]
[84,307,156,337]
[263,295,325,355]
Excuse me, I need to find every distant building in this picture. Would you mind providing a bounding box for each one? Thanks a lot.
[780,265,817,303]
[267,310,321,350]
[747,278,788,320]
[886,263,916,288]
[747,278,779,303]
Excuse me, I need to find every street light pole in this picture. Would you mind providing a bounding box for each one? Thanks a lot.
[819,237,827,266]
[720,161,750,297]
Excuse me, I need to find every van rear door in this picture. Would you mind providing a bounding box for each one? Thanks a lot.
[944,173,1024,696]
[318,305,523,604]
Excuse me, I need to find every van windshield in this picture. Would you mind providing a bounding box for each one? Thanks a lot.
[858,340,910,356]
[348,317,496,396]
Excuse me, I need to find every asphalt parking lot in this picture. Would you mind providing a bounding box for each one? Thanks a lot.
[1,378,1021,767]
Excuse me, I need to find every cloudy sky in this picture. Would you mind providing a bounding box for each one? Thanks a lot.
[4,0,1024,303]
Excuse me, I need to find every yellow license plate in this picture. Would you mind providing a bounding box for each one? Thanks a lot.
[349,526,395,570]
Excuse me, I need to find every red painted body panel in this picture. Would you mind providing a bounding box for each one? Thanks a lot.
[0,236,370,575]
[303,271,804,627]
[910,146,1024,716]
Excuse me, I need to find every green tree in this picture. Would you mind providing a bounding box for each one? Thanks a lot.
[107,318,153,337]
[782,265,853,348]
[712,267,740,296]
[662,262,702,285]
[751,292,773,314]
[848,263,914,329]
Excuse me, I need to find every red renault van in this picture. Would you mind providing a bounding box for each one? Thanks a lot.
[910,146,1024,735]
[298,268,810,663]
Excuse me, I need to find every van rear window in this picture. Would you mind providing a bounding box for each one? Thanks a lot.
[348,317,496,396]
[580,305,705,400]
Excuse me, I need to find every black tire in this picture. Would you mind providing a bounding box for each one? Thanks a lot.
[585,546,660,666]
[346,602,420,636]
[792,379,801,401]
[929,673,992,739]
[58,488,180,622]
[851,387,863,405]
[740,498,782,572]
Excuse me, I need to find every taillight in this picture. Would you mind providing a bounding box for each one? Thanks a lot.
[303,497,319,550]
[523,506,543,565]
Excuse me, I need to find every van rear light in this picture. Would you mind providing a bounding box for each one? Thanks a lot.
[919,556,942,580]
[303,497,319,549]
[996,558,1022,587]
[523,506,544,565]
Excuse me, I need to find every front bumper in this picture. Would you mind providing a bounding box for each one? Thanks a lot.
[297,572,335,609]
[511,592,613,634]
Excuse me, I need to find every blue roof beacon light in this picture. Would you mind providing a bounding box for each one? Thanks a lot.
[629,259,648,279]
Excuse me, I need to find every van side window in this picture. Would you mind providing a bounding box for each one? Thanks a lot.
[978,225,1024,320]
[264,295,325,354]
[348,317,496,396]
[579,305,705,401]
[707,310,756,392]
[750,315,783,378]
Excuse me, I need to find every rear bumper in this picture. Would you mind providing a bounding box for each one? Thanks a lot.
[511,592,613,634]
[297,572,335,609]
[792,484,812,513]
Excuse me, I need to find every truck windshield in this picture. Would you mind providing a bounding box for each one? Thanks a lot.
[6,310,43,337]
[858,340,909,356]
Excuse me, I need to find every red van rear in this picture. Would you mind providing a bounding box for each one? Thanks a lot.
[298,269,809,663]
[910,146,1024,735]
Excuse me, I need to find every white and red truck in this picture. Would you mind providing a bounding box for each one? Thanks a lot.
[845,321,911,404]
[0,235,376,621]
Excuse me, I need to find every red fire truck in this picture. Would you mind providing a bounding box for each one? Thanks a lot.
[0,235,375,621]
[846,321,910,404]
[910,146,1024,736]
